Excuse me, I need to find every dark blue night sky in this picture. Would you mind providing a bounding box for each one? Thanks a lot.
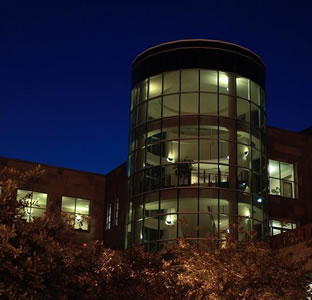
[1,1,311,174]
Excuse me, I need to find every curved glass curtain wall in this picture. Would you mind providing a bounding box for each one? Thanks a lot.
[127,69,267,250]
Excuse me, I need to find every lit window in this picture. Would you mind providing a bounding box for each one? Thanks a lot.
[61,196,90,231]
[270,220,297,236]
[268,160,296,198]
[17,189,47,222]
[106,203,112,230]
[115,198,119,226]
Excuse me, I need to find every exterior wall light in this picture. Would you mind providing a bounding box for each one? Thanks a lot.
[257,197,263,203]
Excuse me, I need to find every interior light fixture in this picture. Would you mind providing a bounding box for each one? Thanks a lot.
[167,157,175,163]
[165,219,172,225]
[257,197,263,203]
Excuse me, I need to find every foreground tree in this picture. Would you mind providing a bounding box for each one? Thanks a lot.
[0,166,310,299]
[0,167,99,299]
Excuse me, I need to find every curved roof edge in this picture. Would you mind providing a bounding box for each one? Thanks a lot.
[132,39,265,67]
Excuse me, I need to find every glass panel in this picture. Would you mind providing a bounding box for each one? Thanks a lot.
[219,126,229,141]
[162,125,178,141]
[251,103,260,127]
[251,81,260,105]
[237,168,251,192]
[237,144,250,168]
[200,124,218,139]
[149,75,162,98]
[147,97,161,121]
[200,140,218,163]
[219,140,229,163]
[74,214,89,230]
[62,196,76,213]
[139,80,148,103]
[269,178,281,195]
[237,122,250,145]
[137,102,146,125]
[282,181,294,198]
[200,70,217,92]
[131,87,137,110]
[31,207,45,218]
[260,87,266,109]
[163,95,179,117]
[135,147,145,170]
[17,189,32,202]
[178,214,198,238]
[146,143,160,166]
[200,93,217,115]
[144,192,159,216]
[144,216,159,242]
[181,70,198,92]
[180,140,198,162]
[251,148,261,173]
[219,165,229,188]
[280,163,294,181]
[219,72,234,95]
[146,128,161,144]
[236,77,250,100]
[269,160,280,178]
[219,95,229,117]
[181,93,198,114]
[160,164,177,187]
[134,220,143,244]
[251,126,261,150]
[164,71,179,95]
[199,164,218,186]
[180,125,198,139]
[32,192,47,209]
[76,198,90,215]
[161,140,179,164]
[237,98,250,122]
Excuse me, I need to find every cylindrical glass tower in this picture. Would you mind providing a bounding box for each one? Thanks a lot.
[126,40,267,250]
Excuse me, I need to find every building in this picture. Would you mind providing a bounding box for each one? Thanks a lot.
[1,40,312,261]
[127,40,267,250]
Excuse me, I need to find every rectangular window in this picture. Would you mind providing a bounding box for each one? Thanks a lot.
[106,202,112,230]
[268,160,296,198]
[270,220,297,236]
[115,198,119,226]
[61,196,90,231]
[17,189,47,222]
